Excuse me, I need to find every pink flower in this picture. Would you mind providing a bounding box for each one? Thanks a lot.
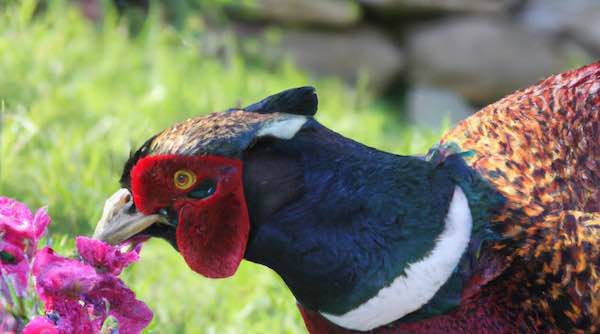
[0,197,152,334]
[75,237,141,275]
[0,240,29,296]
[32,244,152,334]
[76,237,152,333]
[0,197,51,256]
[85,275,153,334]
[22,316,59,334]
[33,248,99,309]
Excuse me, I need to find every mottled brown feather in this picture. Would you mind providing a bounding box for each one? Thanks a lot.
[440,62,600,332]
[150,110,305,157]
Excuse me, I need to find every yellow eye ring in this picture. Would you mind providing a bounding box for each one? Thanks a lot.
[174,170,196,190]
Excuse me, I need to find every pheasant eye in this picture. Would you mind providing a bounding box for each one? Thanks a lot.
[174,170,196,190]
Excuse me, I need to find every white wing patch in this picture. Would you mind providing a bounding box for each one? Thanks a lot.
[257,115,307,140]
[320,186,472,331]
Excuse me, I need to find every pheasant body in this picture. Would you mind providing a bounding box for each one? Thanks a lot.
[95,64,600,334]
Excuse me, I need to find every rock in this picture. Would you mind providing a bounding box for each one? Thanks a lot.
[517,0,588,34]
[518,0,597,32]
[359,0,516,15]
[284,28,404,91]
[518,0,600,53]
[229,0,361,28]
[564,7,600,53]
[407,18,588,104]
[407,84,474,129]
[238,26,405,93]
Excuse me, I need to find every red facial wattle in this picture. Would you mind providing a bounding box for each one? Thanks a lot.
[130,155,249,278]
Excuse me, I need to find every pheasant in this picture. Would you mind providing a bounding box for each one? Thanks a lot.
[94,62,600,333]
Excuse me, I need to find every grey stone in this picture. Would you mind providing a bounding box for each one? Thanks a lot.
[407,84,474,129]
[518,0,585,33]
[407,17,587,104]
[248,27,404,92]
[230,0,361,28]
[359,0,516,14]
[518,0,600,53]
[565,7,600,53]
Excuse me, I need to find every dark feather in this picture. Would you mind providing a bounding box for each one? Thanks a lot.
[244,86,318,116]
[120,134,157,189]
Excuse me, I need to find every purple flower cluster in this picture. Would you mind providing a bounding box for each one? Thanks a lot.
[0,197,152,334]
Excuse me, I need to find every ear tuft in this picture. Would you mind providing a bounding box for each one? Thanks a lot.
[244,86,318,116]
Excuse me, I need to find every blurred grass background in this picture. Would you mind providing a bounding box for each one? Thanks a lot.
[0,1,442,333]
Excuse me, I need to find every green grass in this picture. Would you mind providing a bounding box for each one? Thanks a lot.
[0,1,443,332]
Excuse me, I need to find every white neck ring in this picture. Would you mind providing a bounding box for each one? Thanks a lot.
[320,186,472,331]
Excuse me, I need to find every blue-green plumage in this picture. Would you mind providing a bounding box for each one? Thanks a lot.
[243,119,504,316]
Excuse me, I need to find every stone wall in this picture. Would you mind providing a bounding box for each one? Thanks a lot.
[227,0,599,128]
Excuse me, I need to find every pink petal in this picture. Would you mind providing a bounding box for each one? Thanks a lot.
[32,207,51,243]
[0,197,33,229]
[22,317,59,334]
[87,275,153,334]
[33,248,99,309]
[51,301,97,334]
[0,197,49,255]
[0,240,29,296]
[76,236,140,275]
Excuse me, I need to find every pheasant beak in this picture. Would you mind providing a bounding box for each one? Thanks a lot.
[93,188,167,245]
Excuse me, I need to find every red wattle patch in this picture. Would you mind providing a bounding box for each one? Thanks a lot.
[131,155,249,279]
[176,189,249,278]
